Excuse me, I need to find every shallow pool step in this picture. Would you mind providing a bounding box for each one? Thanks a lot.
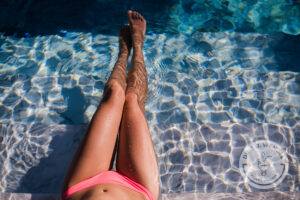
[1,70,300,126]
[1,32,300,125]
[0,192,299,200]
[0,123,299,194]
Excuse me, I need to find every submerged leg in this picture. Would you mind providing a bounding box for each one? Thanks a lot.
[116,11,159,199]
[63,26,131,190]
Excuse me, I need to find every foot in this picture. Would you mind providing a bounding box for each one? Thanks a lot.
[119,25,132,56]
[127,10,146,48]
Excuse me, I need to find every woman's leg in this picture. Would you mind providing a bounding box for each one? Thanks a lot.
[63,26,132,189]
[116,11,160,199]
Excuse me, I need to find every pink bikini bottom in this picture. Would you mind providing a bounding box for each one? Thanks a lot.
[62,171,154,200]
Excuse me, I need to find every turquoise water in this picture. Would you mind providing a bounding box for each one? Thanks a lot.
[1,0,300,35]
[171,0,300,35]
[0,0,299,196]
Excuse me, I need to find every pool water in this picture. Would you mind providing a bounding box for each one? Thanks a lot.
[0,0,299,196]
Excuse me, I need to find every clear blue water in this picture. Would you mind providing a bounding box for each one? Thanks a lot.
[1,0,300,35]
[0,0,299,196]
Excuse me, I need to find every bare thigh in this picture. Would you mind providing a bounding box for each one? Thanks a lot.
[116,93,159,199]
[63,82,125,190]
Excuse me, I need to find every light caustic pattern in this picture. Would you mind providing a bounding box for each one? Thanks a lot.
[170,0,300,35]
[0,32,299,193]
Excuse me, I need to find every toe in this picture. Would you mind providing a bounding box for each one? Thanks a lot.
[133,11,139,19]
[138,13,143,20]
[127,10,133,21]
[131,11,135,19]
[130,11,135,19]
[134,11,144,21]
[136,12,142,20]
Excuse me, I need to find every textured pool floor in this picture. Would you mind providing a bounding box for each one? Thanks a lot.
[1,32,300,125]
[0,123,299,194]
[0,32,299,194]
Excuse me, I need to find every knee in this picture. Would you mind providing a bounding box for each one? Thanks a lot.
[124,92,139,107]
[125,92,138,102]
[102,80,125,103]
[125,92,146,113]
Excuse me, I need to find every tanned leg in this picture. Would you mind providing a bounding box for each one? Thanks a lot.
[116,11,160,199]
[63,26,132,190]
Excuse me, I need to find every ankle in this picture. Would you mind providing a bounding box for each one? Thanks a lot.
[132,34,144,50]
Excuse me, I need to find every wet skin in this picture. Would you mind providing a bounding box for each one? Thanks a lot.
[63,11,159,200]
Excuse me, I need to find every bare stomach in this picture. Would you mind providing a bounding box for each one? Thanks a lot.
[66,183,147,200]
